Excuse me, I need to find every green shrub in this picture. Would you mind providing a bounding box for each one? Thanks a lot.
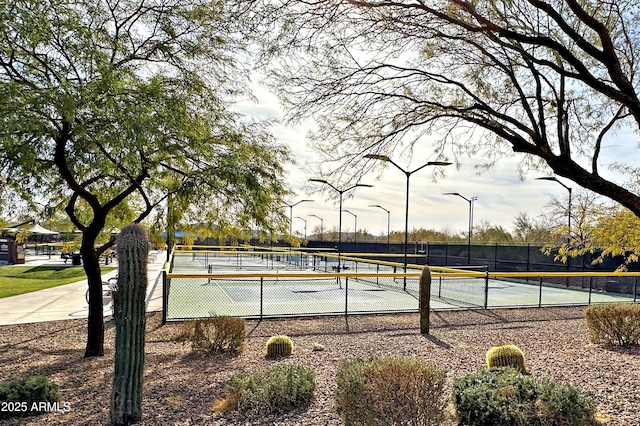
[265,335,294,357]
[585,303,640,347]
[0,376,60,419]
[335,356,447,426]
[215,363,315,417]
[178,315,246,354]
[452,367,598,426]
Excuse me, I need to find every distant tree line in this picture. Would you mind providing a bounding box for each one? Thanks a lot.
[304,188,640,271]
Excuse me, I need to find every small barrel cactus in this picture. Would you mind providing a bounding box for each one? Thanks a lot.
[265,335,294,357]
[486,344,527,373]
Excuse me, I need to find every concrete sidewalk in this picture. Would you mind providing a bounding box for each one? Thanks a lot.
[0,251,167,325]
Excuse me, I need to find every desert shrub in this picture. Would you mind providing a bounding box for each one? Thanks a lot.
[265,335,294,357]
[214,363,315,417]
[0,376,60,419]
[335,356,447,426]
[452,367,597,426]
[585,303,640,347]
[178,315,246,354]
[486,344,527,372]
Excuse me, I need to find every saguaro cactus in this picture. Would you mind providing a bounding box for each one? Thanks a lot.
[419,265,431,334]
[110,224,149,426]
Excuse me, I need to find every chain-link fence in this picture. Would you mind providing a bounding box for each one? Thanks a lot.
[165,273,427,320]
[161,248,639,321]
[421,242,623,272]
[302,241,629,272]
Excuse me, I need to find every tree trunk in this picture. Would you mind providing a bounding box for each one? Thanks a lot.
[83,235,105,357]
[419,265,431,335]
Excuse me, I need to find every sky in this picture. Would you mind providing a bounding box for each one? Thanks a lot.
[237,82,633,239]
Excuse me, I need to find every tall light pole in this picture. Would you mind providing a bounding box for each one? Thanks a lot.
[294,216,307,239]
[443,192,477,265]
[341,209,358,246]
[282,199,314,239]
[309,179,372,272]
[536,177,572,240]
[342,209,358,272]
[537,176,573,279]
[365,154,452,281]
[308,214,323,241]
[369,204,390,253]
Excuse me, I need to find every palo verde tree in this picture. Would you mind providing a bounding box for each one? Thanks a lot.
[542,190,635,268]
[0,0,290,357]
[247,1,640,218]
[587,207,640,270]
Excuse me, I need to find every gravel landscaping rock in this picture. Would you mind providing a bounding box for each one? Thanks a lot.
[1,306,638,425]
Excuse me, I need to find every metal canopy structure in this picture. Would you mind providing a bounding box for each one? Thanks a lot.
[3,223,59,235]
[26,224,59,235]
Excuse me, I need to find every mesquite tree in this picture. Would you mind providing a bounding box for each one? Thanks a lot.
[111,224,149,426]
[0,0,291,357]
[246,0,640,218]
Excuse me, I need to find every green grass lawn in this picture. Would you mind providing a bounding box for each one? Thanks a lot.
[0,265,116,299]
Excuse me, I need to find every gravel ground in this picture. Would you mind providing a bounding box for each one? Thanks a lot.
[1,306,639,425]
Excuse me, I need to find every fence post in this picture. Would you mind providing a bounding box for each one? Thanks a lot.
[444,243,448,266]
[538,276,543,307]
[634,276,638,304]
[484,269,489,309]
[162,270,167,324]
[426,242,430,264]
[588,276,593,305]
[419,266,431,334]
[344,277,349,317]
[260,277,264,319]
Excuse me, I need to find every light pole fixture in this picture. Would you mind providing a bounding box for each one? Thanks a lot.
[282,199,314,238]
[369,204,391,253]
[341,209,358,246]
[536,176,572,242]
[537,176,573,278]
[365,154,452,282]
[308,214,323,241]
[342,209,358,272]
[309,179,373,272]
[443,192,477,265]
[294,216,307,239]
